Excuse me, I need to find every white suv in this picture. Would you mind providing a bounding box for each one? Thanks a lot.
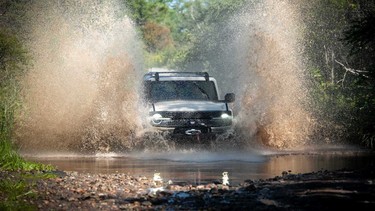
[142,71,235,137]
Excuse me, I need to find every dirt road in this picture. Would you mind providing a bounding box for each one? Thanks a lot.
[16,167,374,210]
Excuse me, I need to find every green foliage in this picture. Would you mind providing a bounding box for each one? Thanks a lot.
[0,31,25,171]
[0,139,55,171]
[304,0,375,147]
[329,0,356,8]
[0,178,36,211]
[0,32,28,83]
[0,9,55,211]
[169,0,248,70]
[124,0,247,68]
[0,31,28,140]
[0,171,56,211]
[342,3,375,146]
[124,0,177,67]
[343,6,375,76]
[125,0,174,26]
[0,30,54,171]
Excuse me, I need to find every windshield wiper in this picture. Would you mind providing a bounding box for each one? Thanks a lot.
[193,82,209,100]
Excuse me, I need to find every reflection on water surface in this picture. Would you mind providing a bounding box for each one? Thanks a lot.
[25,146,375,185]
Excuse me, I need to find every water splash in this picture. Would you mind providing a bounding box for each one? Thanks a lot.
[213,0,314,149]
[15,0,316,154]
[222,172,229,185]
[16,0,144,153]
[238,0,313,149]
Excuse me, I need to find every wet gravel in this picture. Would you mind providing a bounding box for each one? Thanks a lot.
[13,167,375,210]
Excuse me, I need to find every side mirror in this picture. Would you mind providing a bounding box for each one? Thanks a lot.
[224,93,235,103]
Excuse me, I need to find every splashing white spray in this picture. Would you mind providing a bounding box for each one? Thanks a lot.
[16,0,144,153]
[15,0,316,154]
[216,0,314,149]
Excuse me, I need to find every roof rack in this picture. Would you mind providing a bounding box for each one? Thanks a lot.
[146,72,210,82]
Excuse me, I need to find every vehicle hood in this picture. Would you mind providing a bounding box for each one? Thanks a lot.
[152,100,227,112]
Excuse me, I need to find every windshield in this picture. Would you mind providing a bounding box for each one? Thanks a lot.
[144,81,218,102]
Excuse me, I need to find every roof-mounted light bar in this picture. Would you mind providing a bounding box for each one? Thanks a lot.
[150,72,210,82]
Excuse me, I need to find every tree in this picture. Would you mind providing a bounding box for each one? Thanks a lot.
[124,0,247,68]
[342,2,375,146]
[172,0,248,70]
[302,0,375,147]
[124,0,183,67]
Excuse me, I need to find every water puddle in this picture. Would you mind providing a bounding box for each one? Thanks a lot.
[25,145,374,185]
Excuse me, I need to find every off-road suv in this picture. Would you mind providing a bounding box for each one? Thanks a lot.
[142,71,235,137]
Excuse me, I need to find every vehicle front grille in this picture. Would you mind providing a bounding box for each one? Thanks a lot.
[152,111,225,119]
[152,118,232,127]
[149,111,232,128]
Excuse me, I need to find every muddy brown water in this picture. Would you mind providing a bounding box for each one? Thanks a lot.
[24,145,374,185]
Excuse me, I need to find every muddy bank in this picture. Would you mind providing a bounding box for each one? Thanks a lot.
[6,167,374,210]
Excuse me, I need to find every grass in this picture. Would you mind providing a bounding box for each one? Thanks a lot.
[0,178,36,211]
[1,133,56,211]
[0,139,55,171]
[0,47,56,210]
[0,169,57,211]
[0,139,56,211]
[1,31,51,210]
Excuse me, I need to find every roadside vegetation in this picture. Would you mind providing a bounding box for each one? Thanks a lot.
[302,0,375,147]
[1,8,55,211]
[0,33,54,208]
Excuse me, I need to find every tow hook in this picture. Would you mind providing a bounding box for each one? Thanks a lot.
[185,129,202,136]
[185,129,202,142]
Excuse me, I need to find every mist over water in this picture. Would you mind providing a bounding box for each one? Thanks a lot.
[16,1,144,153]
[16,0,317,156]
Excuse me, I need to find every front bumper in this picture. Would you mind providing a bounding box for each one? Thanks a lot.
[150,125,232,136]
[148,111,233,135]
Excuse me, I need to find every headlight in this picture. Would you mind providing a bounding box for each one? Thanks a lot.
[152,113,163,119]
[151,113,171,125]
[152,113,163,124]
[221,113,231,119]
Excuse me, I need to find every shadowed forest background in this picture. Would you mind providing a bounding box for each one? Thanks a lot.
[1,0,375,161]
